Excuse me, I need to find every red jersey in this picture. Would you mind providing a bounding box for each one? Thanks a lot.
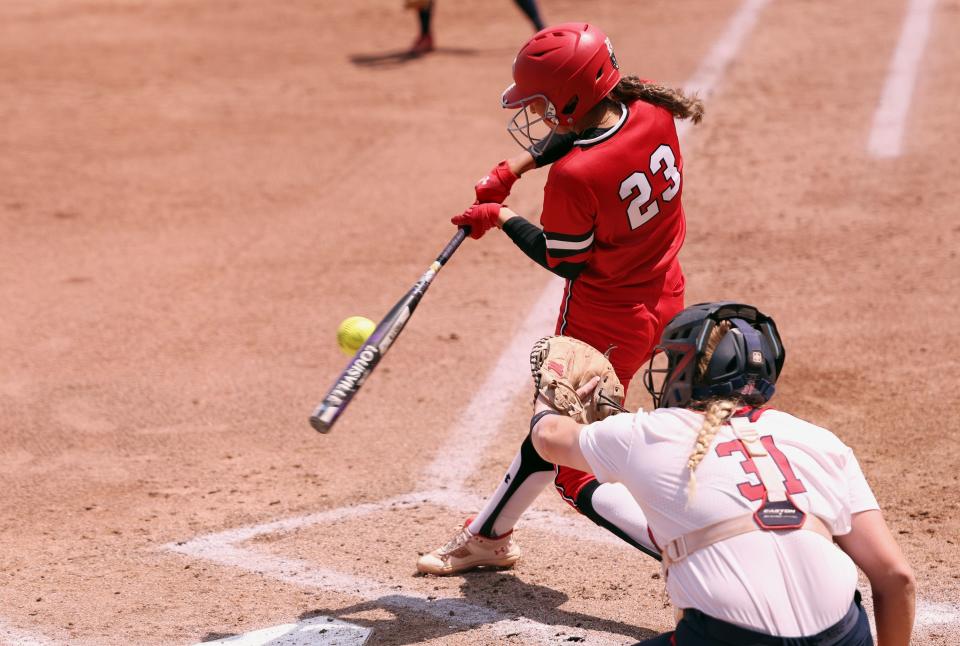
[540,98,686,305]
[536,98,687,384]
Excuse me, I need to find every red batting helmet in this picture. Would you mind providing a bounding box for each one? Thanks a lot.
[502,22,620,147]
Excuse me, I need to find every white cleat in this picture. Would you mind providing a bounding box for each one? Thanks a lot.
[417,520,521,576]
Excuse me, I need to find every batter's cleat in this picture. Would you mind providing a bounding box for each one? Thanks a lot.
[416,519,520,575]
[408,33,434,57]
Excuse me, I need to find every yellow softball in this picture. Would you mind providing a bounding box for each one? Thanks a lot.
[337,316,376,355]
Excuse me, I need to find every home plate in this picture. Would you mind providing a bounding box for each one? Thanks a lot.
[194,617,371,646]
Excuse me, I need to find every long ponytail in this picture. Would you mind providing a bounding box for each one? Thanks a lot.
[609,75,704,124]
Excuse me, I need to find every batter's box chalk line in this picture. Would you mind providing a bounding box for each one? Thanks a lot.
[166,488,641,646]
[167,490,960,645]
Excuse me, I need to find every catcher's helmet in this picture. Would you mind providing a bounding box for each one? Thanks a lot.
[643,302,785,409]
[502,23,621,148]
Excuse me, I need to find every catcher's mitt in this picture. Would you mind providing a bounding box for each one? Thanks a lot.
[529,336,626,424]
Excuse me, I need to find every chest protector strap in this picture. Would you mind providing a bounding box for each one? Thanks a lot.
[661,417,833,569]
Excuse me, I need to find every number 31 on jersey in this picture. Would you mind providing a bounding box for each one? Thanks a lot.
[618,144,681,230]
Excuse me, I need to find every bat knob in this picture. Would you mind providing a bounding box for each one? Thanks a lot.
[310,403,338,433]
[310,415,333,433]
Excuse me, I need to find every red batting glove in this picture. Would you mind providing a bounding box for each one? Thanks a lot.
[451,202,502,240]
[474,160,519,204]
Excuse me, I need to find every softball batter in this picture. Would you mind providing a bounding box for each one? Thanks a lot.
[532,302,915,645]
[418,23,702,574]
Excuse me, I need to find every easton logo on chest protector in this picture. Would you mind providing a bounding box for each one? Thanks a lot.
[755,498,806,530]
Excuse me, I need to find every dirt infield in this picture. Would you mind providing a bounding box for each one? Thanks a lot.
[1,0,958,644]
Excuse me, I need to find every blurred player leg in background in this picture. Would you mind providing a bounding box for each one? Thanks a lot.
[405,0,546,57]
[406,0,435,56]
[514,0,546,31]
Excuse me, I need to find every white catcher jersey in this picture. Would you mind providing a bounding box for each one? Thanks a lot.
[579,407,879,637]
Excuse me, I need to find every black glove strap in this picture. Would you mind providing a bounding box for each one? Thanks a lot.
[530,409,564,432]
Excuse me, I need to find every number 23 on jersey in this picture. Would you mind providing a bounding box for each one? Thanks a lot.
[618,144,681,230]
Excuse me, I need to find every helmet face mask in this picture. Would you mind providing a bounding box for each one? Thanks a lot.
[642,338,699,409]
[503,90,559,150]
[643,302,786,409]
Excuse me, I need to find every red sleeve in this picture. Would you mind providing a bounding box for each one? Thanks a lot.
[540,165,597,269]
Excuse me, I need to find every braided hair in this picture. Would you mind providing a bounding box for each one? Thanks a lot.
[685,321,739,501]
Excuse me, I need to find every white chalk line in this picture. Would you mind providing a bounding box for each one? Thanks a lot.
[167,546,627,646]
[867,0,938,158]
[677,0,772,142]
[0,619,59,646]
[165,491,625,557]
[857,591,959,641]
[166,491,637,645]
[160,1,779,644]
[916,600,960,625]
[167,494,959,645]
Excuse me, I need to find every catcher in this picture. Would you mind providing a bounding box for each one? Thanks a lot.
[532,303,915,646]
[418,22,701,574]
